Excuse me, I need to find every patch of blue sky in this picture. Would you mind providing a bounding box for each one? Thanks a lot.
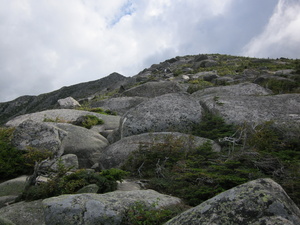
[109,1,136,27]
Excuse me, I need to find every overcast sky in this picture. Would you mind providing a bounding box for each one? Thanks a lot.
[1,0,300,102]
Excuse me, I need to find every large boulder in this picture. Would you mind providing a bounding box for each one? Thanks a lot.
[120,93,203,138]
[42,190,182,225]
[57,97,81,109]
[12,120,109,168]
[192,82,272,98]
[196,93,300,132]
[90,96,148,116]
[99,132,220,169]
[0,176,27,197]
[0,200,44,225]
[121,81,185,98]
[5,109,120,131]
[165,178,300,225]
[12,120,67,156]
[55,123,109,168]
[0,176,28,208]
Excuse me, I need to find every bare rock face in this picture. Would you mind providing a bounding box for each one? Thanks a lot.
[90,96,148,116]
[42,190,182,225]
[5,109,120,131]
[54,123,109,168]
[99,132,221,169]
[192,82,300,137]
[11,120,109,168]
[121,81,185,98]
[57,97,81,109]
[165,178,300,225]
[120,93,203,138]
[0,200,44,225]
[192,82,272,98]
[12,120,67,156]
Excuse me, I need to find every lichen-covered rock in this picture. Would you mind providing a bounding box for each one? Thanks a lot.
[55,123,109,168]
[0,176,28,197]
[0,196,18,209]
[0,216,15,225]
[11,120,67,156]
[76,184,99,194]
[192,82,272,98]
[57,97,81,109]
[42,190,182,225]
[49,154,79,171]
[12,120,109,168]
[5,109,120,131]
[99,132,220,169]
[0,200,44,225]
[165,178,300,225]
[121,81,185,98]
[197,93,300,133]
[90,96,148,116]
[120,93,202,138]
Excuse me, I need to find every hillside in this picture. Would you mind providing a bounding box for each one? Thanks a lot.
[0,53,300,224]
[1,54,299,125]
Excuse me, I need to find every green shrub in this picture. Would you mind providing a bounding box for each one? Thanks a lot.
[0,128,26,179]
[265,78,298,94]
[122,135,264,206]
[20,166,128,201]
[74,115,104,129]
[0,127,55,179]
[122,201,189,225]
[187,80,214,94]
[192,112,235,141]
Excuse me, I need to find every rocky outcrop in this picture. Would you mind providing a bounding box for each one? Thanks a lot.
[55,123,108,168]
[99,132,220,169]
[42,190,182,225]
[11,119,109,168]
[0,200,44,225]
[120,93,203,138]
[5,109,120,130]
[57,97,81,109]
[192,82,272,98]
[0,176,28,208]
[0,176,27,197]
[165,178,300,225]
[121,81,185,98]
[90,96,148,116]
[0,72,131,125]
[12,120,67,156]
[196,93,300,131]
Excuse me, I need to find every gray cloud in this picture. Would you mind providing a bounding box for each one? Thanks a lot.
[0,0,297,102]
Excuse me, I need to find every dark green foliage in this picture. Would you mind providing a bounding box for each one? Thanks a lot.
[122,201,189,225]
[74,115,104,129]
[192,112,235,141]
[122,136,264,206]
[0,128,52,179]
[0,127,26,179]
[20,167,128,201]
[264,78,299,94]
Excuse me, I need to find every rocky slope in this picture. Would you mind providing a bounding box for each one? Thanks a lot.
[0,53,300,224]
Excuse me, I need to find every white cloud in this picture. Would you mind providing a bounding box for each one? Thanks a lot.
[0,0,288,102]
[242,0,300,58]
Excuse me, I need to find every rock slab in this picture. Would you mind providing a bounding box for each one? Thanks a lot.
[165,178,300,225]
[43,190,182,225]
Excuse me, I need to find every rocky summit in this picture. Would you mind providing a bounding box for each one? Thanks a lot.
[0,54,300,224]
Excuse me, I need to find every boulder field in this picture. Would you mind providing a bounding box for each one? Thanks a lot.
[1,54,300,224]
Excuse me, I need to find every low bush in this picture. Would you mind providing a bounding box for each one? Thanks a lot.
[20,165,128,201]
[122,201,189,225]
[0,127,25,179]
[73,115,104,129]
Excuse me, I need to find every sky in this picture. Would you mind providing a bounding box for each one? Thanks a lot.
[0,0,300,102]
